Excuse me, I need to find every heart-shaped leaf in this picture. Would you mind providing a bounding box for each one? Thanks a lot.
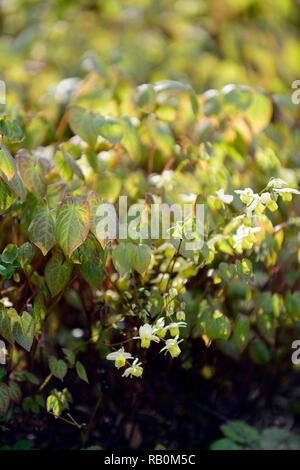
[206,310,231,340]
[49,356,67,381]
[112,242,135,276]
[68,106,97,148]
[133,244,152,274]
[1,169,26,201]
[16,151,46,197]
[28,200,56,256]
[55,196,90,257]
[94,115,123,145]
[45,252,72,297]
[18,242,37,268]
[13,312,35,352]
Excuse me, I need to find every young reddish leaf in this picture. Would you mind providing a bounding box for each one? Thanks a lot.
[28,200,56,256]
[16,151,46,197]
[55,197,90,257]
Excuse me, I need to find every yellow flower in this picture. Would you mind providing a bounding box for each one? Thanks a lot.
[134,324,160,348]
[274,187,300,202]
[160,335,183,358]
[122,359,143,378]
[260,192,278,212]
[153,318,167,339]
[235,188,255,205]
[106,347,133,369]
[166,321,187,337]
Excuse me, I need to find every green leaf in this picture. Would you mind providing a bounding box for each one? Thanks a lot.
[28,200,56,256]
[46,182,66,209]
[206,310,231,340]
[250,338,271,365]
[2,169,26,201]
[13,312,35,352]
[45,252,72,297]
[94,115,123,145]
[260,428,300,450]
[0,147,16,180]
[257,311,276,344]
[220,421,260,447]
[244,90,272,134]
[121,116,141,161]
[68,106,98,148]
[18,242,37,268]
[233,314,251,353]
[133,244,152,274]
[61,149,84,180]
[55,150,73,183]
[13,439,33,450]
[136,84,156,112]
[95,175,121,203]
[81,260,103,288]
[55,196,90,257]
[0,177,13,212]
[0,383,10,416]
[32,293,46,338]
[0,307,17,344]
[63,348,75,367]
[112,242,135,276]
[49,357,68,381]
[203,89,222,116]
[1,244,18,264]
[8,381,21,403]
[209,438,244,450]
[16,151,47,197]
[222,84,253,111]
[76,361,89,383]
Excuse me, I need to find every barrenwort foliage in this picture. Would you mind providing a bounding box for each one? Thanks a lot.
[0,0,300,450]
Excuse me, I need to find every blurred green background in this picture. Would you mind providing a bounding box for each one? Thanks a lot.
[1,0,300,108]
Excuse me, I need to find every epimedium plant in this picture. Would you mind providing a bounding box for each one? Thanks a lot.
[0,69,300,429]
